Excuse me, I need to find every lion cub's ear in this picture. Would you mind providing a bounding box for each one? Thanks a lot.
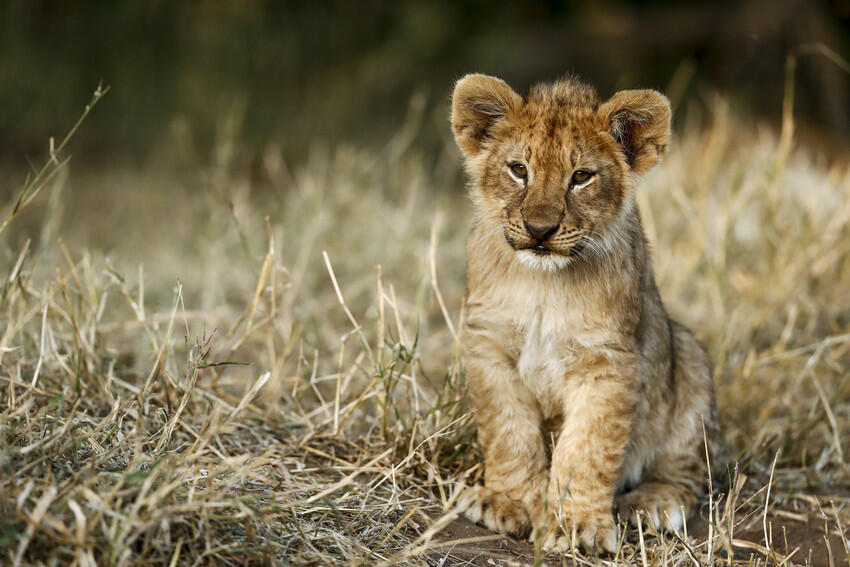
[451,74,522,158]
[599,90,671,174]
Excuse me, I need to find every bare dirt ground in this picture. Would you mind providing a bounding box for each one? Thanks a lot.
[432,502,848,566]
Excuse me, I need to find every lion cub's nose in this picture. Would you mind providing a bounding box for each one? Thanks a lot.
[523,221,558,242]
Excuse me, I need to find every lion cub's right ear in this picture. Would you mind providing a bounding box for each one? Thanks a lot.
[451,74,521,158]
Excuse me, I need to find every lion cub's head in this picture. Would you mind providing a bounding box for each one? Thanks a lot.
[451,74,670,271]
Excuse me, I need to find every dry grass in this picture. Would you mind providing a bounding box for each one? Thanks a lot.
[2,92,850,566]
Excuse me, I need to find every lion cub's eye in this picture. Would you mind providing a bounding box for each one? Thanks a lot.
[509,162,528,178]
[571,169,593,185]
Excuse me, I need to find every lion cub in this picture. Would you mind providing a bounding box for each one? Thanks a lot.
[451,74,721,553]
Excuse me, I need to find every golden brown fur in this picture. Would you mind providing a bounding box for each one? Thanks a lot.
[451,74,722,553]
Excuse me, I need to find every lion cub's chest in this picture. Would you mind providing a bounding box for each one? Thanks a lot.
[515,310,575,406]
[510,298,613,416]
[470,267,621,416]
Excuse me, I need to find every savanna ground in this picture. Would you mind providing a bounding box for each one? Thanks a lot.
[2,84,850,566]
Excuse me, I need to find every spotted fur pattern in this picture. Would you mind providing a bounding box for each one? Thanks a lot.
[451,74,723,554]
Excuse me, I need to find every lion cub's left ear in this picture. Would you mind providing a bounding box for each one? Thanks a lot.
[598,90,671,174]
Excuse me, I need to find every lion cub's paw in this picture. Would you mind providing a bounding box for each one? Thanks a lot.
[535,510,618,555]
[615,482,697,532]
[456,484,532,537]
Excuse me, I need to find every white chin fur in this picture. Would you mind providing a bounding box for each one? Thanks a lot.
[515,250,573,272]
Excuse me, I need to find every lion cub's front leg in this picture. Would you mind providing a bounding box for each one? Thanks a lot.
[457,332,549,538]
[541,359,637,554]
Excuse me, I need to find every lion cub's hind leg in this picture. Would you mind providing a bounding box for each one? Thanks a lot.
[617,322,720,533]
[457,484,533,537]
[615,451,705,532]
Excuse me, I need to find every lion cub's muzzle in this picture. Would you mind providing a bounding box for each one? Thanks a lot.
[524,221,558,244]
[520,221,560,254]
[503,214,586,259]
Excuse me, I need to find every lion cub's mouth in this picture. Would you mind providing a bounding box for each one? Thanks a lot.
[510,240,556,255]
[512,239,587,259]
[504,228,585,259]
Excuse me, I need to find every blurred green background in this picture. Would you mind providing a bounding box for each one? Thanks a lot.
[1,0,849,174]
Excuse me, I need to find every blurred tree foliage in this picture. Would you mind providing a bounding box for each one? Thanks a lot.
[1,0,848,165]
